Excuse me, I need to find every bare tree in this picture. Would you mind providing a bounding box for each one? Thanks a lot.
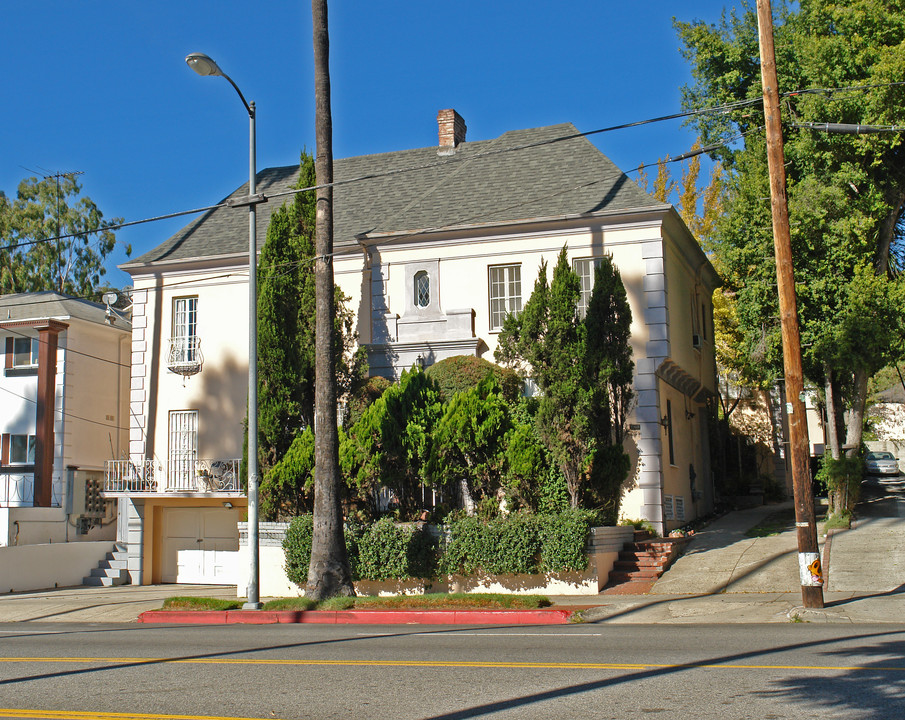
[306,0,355,600]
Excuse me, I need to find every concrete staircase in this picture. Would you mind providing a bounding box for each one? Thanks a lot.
[602,531,687,594]
[83,542,129,587]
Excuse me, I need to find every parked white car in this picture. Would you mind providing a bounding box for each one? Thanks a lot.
[864,451,901,476]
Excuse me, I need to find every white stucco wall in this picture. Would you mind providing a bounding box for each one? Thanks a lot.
[0,540,115,593]
[130,208,718,534]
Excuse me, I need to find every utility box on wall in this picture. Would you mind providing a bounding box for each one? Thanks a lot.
[66,469,107,534]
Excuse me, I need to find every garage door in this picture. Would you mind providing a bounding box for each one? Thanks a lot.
[161,507,239,584]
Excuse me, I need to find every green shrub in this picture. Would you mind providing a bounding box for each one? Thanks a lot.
[540,510,596,572]
[283,514,436,585]
[536,464,571,514]
[438,515,490,575]
[355,517,437,580]
[283,514,314,587]
[483,514,544,574]
[286,512,596,585]
[346,375,392,426]
[425,355,520,403]
[440,511,593,575]
[261,427,315,520]
[816,454,863,514]
[619,517,655,534]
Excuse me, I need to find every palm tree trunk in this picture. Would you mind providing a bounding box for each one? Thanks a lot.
[307,0,354,600]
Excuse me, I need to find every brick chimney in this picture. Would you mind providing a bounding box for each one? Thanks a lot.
[437,109,466,155]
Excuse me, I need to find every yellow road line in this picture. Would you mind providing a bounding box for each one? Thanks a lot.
[2,656,904,672]
[0,710,283,720]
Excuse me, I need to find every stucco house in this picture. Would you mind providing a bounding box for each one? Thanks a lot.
[116,110,720,585]
[1,292,128,548]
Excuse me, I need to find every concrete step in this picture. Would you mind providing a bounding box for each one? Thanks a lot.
[97,558,128,570]
[82,574,127,587]
[83,543,129,587]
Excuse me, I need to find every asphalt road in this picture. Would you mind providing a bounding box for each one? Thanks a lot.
[1,622,904,719]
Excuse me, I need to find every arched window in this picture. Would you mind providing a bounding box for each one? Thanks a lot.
[415,270,430,308]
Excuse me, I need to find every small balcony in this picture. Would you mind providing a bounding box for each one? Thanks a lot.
[104,459,241,494]
[1,472,63,508]
[166,336,203,376]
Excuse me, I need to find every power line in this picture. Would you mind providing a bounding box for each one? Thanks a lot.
[2,325,131,370]
[0,384,129,432]
[3,79,902,264]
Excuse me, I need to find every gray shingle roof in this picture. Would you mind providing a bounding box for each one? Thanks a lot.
[125,122,666,269]
[0,291,109,325]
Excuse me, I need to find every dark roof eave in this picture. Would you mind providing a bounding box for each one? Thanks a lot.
[119,251,250,275]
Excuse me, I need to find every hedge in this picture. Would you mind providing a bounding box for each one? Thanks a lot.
[283,509,599,586]
[283,514,437,584]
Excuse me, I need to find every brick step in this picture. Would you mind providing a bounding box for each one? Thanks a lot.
[613,559,667,573]
[619,550,671,563]
[635,541,682,552]
[607,569,661,582]
[603,535,689,592]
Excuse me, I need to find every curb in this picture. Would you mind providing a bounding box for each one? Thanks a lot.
[137,608,576,625]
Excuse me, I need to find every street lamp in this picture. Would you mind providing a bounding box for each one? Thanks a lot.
[186,52,262,609]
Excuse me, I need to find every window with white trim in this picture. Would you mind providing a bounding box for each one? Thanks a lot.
[489,264,522,331]
[663,494,675,521]
[12,337,39,368]
[573,257,603,318]
[168,410,198,488]
[674,495,686,521]
[414,270,430,308]
[171,297,199,364]
[9,434,36,464]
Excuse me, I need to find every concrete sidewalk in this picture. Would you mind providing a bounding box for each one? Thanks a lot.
[582,474,905,624]
[1,476,903,625]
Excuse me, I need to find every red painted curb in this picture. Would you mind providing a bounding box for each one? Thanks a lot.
[137,608,574,625]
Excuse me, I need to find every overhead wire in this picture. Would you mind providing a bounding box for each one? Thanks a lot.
[1,325,131,370]
[2,77,900,443]
[0,384,129,432]
[4,79,901,257]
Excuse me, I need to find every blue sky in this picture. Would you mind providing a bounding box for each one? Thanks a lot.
[1,1,735,289]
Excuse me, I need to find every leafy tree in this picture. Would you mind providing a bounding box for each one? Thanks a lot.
[676,0,905,509]
[495,247,634,510]
[1,174,125,296]
[428,375,512,514]
[425,355,520,403]
[345,375,391,426]
[259,426,316,520]
[256,150,366,496]
[341,367,442,517]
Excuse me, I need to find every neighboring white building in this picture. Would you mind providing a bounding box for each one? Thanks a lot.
[117,110,720,585]
[0,292,129,547]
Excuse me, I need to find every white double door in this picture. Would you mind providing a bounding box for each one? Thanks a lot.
[161,507,239,584]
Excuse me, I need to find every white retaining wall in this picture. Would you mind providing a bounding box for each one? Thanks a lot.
[0,541,115,593]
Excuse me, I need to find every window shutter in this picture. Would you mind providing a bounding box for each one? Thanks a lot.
[4,337,12,369]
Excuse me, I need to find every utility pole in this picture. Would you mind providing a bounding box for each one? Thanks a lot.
[755,0,824,608]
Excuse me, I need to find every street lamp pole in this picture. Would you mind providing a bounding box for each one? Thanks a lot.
[186,52,262,609]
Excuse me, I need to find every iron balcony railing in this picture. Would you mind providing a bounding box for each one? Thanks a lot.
[166,336,203,376]
[0,472,63,508]
[104,459,240,494]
